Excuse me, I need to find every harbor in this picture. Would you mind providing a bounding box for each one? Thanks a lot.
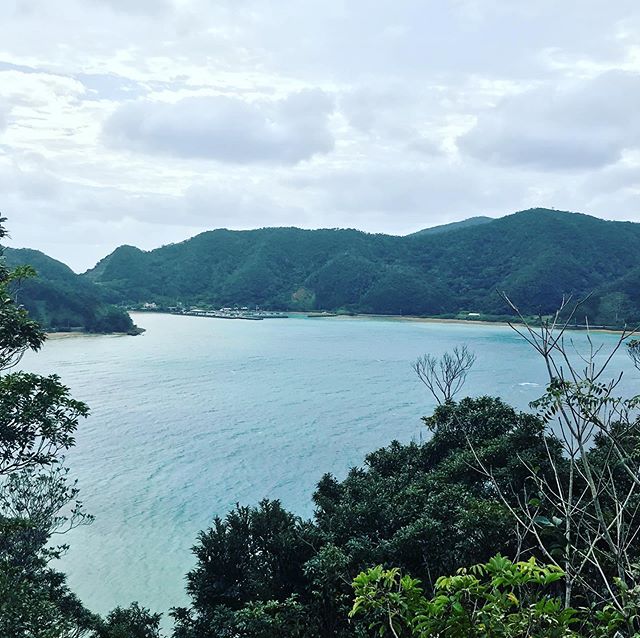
[178,307,289,321]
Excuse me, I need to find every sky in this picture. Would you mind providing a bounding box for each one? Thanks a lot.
[1,0,640,271]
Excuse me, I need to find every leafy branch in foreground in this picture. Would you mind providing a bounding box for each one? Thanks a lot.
[351,555,579,638]
[466,294,640,631]
[0,216,98,637]
[0,372,88,476]
[0,219,45,370]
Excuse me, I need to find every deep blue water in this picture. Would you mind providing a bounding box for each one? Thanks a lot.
[18,313,639,617]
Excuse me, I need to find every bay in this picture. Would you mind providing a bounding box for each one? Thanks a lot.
[19,312,639,617]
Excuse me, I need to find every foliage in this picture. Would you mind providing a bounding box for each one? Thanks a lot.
[470,299,640,629]
[173,397,561,637]
[351,556,580,637]
[84,209,640,326]
[0,237,45,370]
[172,500,317,636]
[0,217,98,635]
[232,598,314,638]
[186,499,314,610]
[0,556,98,638]
[0,372,88,475]
[94,603,162,638]
[3,245,135,333]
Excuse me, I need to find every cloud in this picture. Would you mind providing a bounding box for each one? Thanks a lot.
[182,180,308,229]
[581,162,640,196]
[87,0,173,16]
[0,104,8,132]
[77,73,147,101]
[286,162,532,233]
[103,89,335,164]
[458,71,640,171]
[340,82,450,153]
[3,0,640,271]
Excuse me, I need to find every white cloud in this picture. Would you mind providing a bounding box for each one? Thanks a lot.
[0,104,8,132]
[458,71,640,170]
[88,0,173,15]
[1,0,640,267]
[104,89,335,164]
[286,161,535,234]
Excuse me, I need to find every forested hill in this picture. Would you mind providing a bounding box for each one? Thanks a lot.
[3,247,136,333]
[83,208,640,326]
[409,215,493,236]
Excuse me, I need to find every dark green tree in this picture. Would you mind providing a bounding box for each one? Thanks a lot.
[0,217,97,636]
[187,499,314,609]
[174,397,563,637]
[94,603,162,638]
[351,556,582,637]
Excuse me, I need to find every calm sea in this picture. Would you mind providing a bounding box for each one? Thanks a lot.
[19,313,639,618]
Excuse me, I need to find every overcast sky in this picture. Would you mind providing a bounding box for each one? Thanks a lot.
[1,0,640,271]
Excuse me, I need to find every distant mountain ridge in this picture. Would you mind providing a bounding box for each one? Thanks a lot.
[409,216,493,236]
[3,247,136,333]
[81,208,640,326]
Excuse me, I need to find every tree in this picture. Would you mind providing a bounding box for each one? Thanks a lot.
[172,500,317,638]
[0,262,44,371]
[351,555,582,637]
[412,346,476,405]
[470,295,640,631]
[0,372,88,475]
[186,500,313,609]
[0,218,87,476]
[627,338,640,370]
[94,603,162,638]
[0,217,96,636]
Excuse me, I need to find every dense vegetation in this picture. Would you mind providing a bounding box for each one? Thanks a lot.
[171,397,562,637]
[0,222,158,637]
[3,247,136,333]
[407,215,492,236]
[171,379,640,636]
[84,209,640,326]
[351,556,606,637]
[5,216,640,636]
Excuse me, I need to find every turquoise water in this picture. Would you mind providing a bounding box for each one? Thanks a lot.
[19,313,639,617]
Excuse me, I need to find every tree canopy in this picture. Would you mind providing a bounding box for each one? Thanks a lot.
[83,209,640,326]
[3,246,136,333]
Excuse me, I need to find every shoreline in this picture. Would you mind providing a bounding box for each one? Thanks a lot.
[131,310,629,335]
[46,331,133,339]
[325,313,513,328]
[46,326,145,339]
[336,314,631,336]
[323,313,630,335]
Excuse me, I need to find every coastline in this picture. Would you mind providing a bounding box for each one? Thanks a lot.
[296,312,631,334]
[126,309,631,335]
[46,331,133,339]
[328,314,514,328]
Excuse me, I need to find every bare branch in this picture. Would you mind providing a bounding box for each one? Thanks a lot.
[468,294,640,622]
[412,345,476,405]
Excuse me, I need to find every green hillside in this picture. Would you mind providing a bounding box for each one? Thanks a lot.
[409,215,493,236]
[82,208,640,326]
[3,247,136,333]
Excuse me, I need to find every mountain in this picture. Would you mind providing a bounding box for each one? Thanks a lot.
[82,208,640,326]
[409,216,493,236]
[3,247,136,333]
